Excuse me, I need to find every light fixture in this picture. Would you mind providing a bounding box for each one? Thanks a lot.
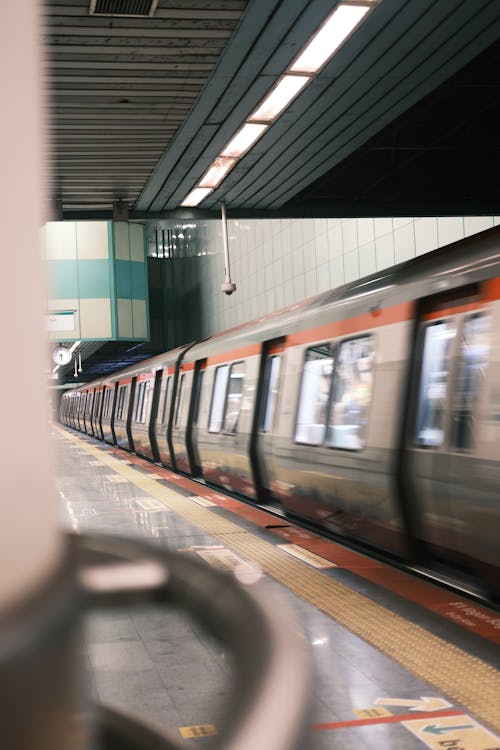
[220,123,267,158]
[69,339,81,354]
[249,75,310,122]
[179,1,377,206]
[199,157,236,188]
[290,3,373,74]
[180,187,213,207]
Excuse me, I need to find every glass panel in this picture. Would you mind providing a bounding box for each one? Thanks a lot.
[223,362,245,434]
[174,375,185,427]
[116,385,128,421]
[161,376,171,425]
[193,370,204,426]
[141,381,151,424]
[208,365,230,433]
[450,313,490,451]
[260,356,281,432]
[327,336,374,450]
[295,344,334,445]
[135,382,145,423]
[415,322,456,447]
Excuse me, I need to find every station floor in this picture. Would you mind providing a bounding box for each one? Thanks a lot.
[54,426,500,750]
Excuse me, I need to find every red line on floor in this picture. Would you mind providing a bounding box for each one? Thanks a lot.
[312,708,463,731]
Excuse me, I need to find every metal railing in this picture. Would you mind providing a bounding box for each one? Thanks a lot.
[76,534,311,750]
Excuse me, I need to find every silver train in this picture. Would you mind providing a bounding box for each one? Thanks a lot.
[60,227,500,600]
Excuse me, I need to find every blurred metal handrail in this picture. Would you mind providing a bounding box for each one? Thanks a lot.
[74,533,310,750]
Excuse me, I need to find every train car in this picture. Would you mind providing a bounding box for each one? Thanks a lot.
[60,227,500,598]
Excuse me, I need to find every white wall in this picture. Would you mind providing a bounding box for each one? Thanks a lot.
[148,215,500,340]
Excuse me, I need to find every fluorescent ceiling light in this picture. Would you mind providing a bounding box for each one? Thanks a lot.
[220,123,267,158]
[199,157,236,188]
[180,187,213,206]
[249,75,310,122]
[290,3,372,74]
[69,339,81,354]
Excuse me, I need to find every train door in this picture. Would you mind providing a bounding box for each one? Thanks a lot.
[148,369,163,463]
[185,359,206,477]
[251,338,285,504]
[155,368,174,466]
[403,285,492,577]
[126,377,137,452]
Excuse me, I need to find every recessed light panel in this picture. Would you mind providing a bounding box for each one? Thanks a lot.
[249,75,310,122]
[290,3,371,74]
[180,187,213,206]
[199,157,236,188]
[220,123,267,158]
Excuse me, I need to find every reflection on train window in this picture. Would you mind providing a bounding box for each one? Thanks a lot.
[116,385,128,421]
[93,392,101,420]
[450,313,490,451]
[135,381,150,424]
[174,374,185,427]
[415,322,456,447]
[222,362,245,434]
[103,389,112,419]
[295,343,334,445]
[193,370,204,427]
[260,355,281,433]
[326,336,374,450]
[161,376,171,425]
[85,392,94,420]
[208,365,230,432]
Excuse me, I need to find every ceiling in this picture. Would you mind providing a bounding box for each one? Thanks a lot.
[46,0,500,220]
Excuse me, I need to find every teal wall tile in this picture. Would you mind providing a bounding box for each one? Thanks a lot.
[131,261,147,300]
[115,260,131,297]
[47,260,78,299]
[78,260,110,298]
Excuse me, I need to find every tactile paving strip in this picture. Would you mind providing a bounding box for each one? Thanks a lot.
[60,429,500,733]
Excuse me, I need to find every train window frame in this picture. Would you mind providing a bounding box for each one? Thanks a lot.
[294,342,335,446]
[449,311,490,452]
[259,355,281,433]
[208,364,230,433]
[161,375,171,426]
[222,361,246,435]
[174,373,185,428]
[103,388,112,419]
[116,385,129,422]
[414,320,457,449]
[325,334,375,452]
[192,370,205,427]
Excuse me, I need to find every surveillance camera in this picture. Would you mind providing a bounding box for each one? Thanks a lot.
[221,281,237,295]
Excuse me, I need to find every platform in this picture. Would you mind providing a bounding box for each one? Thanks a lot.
[54,426,500,750]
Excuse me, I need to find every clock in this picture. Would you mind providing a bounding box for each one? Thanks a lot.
[52,346,72,366]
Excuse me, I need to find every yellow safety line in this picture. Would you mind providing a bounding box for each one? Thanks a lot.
[58,428,500,733]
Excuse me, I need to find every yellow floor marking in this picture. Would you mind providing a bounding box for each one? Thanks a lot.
[179,724,217,739]
[277,543,337,569]
[189,495,216,507]
[354,707,392,719]
[57,428,500,733]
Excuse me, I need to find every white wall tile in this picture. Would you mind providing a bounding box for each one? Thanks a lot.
[393,217,413,229]
[317,263,331,293]
[292,249,305,277]
[45,221,77,260]
[331,256,345,286]
[328,224,343,257]
[80,298,112,338]
[463,216,494,236]
[437,217,464,246]
[315,230,330,265]
[357,218,374,246]
[305,268,317,297]
[314,217,327,237]
[358,241,376,276]
[414,217,438,256]
[374,217,393,238]
[303,239,316,271]
[343,250,359,282]
[293,275,305,301]
[375,233,395,270]
[341,218,358,253]
[394,223,415,263]
[77,221,109,259]
[302,219,315,245]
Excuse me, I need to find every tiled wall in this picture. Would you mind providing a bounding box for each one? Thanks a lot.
[148,215,500,343]
[44,220,149,341]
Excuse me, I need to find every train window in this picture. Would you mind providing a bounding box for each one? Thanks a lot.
[208,365,230,432]
[161,376,171,425]
[116,385,128,421]
[295,344,334,445]
[450,313,490,451]
[260,355,281,432]
[103,389,112,419]
[174,374,185,427]
[326,336,374,450]
[222,362,245,434]
[93,391,101,419]
[193,370,205,427]
[415,321,456,447]
[135,382,145,423]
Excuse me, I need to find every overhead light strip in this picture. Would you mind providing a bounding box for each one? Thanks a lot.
[180,1,377,207]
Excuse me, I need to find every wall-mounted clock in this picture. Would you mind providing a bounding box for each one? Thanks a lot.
[52,346,72,365]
